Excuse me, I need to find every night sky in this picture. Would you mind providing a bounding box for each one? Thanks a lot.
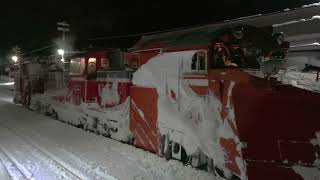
[0,0,318,56]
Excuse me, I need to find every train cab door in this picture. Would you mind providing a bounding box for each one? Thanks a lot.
[86,57,100,103]
[87,57,97,79]
[68,57,86,104]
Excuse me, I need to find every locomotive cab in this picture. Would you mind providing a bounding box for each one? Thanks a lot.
[68,50,134,107]
[129,25,320,180]
[210,25,289,72]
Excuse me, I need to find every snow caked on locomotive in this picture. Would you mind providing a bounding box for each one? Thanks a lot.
[13,24,320,180]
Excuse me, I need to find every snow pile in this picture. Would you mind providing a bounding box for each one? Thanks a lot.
[278,70,320,93]
[312,15,320,20]
[285,51,320,71]
[30,88,83,124]
[246,70,320,93]
[291,42,320,48]
[0,76,14,102]
[0,76,14,91]
[273,15,320,27]
[0,95,218,180]
[302,2,320,8]
[30,87,133,142]
[0,76,14,84]
[133,50,199,96]
[273,20,304,27]
[133,51,244,178]
[98,82,120,106]
[83,98,133,142]
[292,166,320,180]
[0,82,14,86]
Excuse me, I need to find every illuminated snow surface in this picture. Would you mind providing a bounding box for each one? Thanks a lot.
[0,78,218,180]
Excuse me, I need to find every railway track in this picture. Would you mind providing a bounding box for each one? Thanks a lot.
[0,146,31,180]
[0,121,119,180]
[0,125,85,180]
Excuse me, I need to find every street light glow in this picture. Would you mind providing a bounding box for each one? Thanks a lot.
[12,56,18,62]
[57,49,64,55]
[57,49,65,62]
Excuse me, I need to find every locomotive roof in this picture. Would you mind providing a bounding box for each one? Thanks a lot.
[131,5,320,51]
[131,25,277,51]
[131,26,221,51]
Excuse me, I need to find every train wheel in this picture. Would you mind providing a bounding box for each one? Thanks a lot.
[181,146,189,165]
[129,137,135,145]
[160,135,172,160]
[230,175,241,180]
[207,158,215,173]
[206,158,226,178]
[215,167,227,179]
[207,158,241,180]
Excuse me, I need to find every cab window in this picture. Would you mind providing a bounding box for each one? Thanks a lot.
[130,59,138,70]
[88,58,96,74]
[101,58,110,70]
[191,51,207,71]
[70,58,85,75]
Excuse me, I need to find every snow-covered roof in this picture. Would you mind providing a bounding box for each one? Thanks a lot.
[302,2,320,8]
[273,15,320,36]
[272,15,320,52]
[289,42,320,51]
[131,5,320,50]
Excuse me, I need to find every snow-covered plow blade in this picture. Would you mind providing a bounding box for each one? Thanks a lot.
[130,86,160,154]
[209,69,320,179]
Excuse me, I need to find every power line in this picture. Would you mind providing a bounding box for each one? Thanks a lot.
[89,33,145,40]
[88,26,195,41]
[20,44,55,56]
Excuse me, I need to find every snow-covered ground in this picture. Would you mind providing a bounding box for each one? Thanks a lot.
[0,76,14,103]
[0,76,217,180]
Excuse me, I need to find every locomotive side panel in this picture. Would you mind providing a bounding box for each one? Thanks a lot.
[130,86,160,154]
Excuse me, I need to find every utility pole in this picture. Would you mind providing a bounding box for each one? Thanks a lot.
[57,21,70,42]
[57,21,70,62]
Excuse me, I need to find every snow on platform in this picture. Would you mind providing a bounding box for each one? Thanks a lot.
[0,76,14,103]
[0,85,218,180]
[0,160,11,180]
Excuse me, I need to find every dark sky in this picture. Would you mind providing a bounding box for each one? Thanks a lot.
[0,0,317,55]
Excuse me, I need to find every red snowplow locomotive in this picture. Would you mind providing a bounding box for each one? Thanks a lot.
[13,25,320,180]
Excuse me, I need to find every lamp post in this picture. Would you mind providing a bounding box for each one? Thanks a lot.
[57,21,70,63]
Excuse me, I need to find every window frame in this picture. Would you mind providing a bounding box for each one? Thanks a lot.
[87,57,97,74]
[191,50,208,72]
[69,57,86,76]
